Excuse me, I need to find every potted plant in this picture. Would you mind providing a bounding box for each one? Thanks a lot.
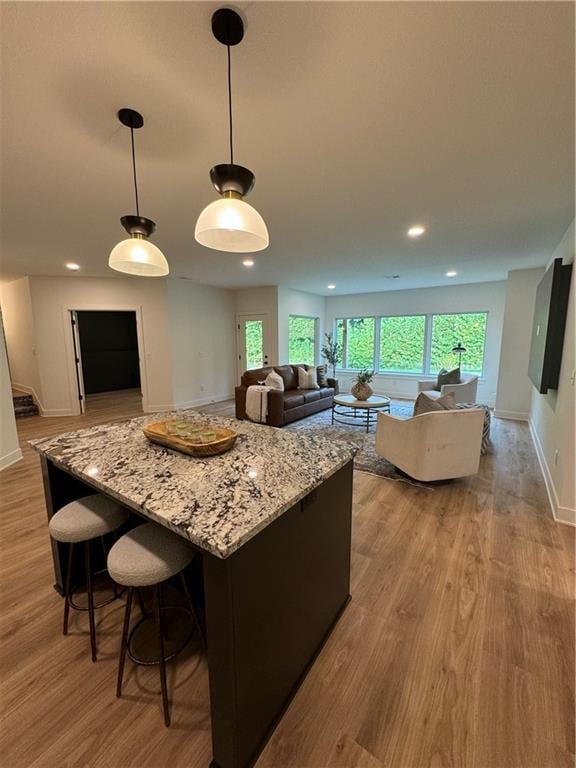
[321,332,342,379]
[351,368,374,401]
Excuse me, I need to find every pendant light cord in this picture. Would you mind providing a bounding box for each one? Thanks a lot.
[227,44,234,165]
[130,126,140,217]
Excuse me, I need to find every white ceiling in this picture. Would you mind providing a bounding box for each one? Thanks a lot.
[1,1,574,295]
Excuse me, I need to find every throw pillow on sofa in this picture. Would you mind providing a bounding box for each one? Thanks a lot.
[316,365,329,387]
[436,367,460,390]
[265,370,284,391]
[413,391,456,416]
[298,366,320,390]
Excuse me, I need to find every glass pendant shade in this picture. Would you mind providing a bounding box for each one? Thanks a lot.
[109,237,169,277]
[194,197,269,253]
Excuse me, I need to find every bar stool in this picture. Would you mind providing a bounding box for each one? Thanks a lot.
[107,523,203,727]
[48,494,130,662]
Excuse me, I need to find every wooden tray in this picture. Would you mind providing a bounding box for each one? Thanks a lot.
[143,421,238,457]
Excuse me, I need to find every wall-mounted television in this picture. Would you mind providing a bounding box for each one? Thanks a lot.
[528,258,573,394]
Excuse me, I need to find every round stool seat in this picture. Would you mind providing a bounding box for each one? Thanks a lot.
[49,494,129,543]
[107,523,194,588]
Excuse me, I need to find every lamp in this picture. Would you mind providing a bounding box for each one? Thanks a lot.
[194,9,269,253]
[452,343,466,368]
[109,108,169,277]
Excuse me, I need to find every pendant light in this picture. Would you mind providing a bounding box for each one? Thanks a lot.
[195,9,269,253]
[109,108,169,277]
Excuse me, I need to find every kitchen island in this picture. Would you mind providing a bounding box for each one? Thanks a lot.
[33,411,356,768]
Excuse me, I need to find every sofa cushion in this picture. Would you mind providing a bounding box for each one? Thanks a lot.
[298,366,320,390]
[319,387,335,398]
[413,391,456,416]
[265,370,284,391]
[437,367,460,389]
[243,367,274,387]
[316,365,329,387]
[303,390,321,404]
[275,365,298,390]
[283,392,305,410]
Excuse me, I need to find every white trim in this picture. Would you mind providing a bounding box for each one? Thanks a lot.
[529,419,576,526]
[174,393,235,409]
[494,409,529,421]
[40,408,76,417]
[144,393,234,414]
[0,447,23,471]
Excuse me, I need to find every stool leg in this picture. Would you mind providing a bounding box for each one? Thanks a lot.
[85,540,97,662]
[153,584,170,727]
[63,542,75,635]
[136,588,147,618]
[116,587,134,698]
[100,535,118,599]
[179,570,206,649]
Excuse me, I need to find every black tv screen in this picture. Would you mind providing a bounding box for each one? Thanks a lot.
[528,258,572,394]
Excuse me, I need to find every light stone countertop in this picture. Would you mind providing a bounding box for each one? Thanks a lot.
[32,411,357,559]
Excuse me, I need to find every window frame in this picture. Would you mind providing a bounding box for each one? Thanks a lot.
[334,310,488,377]
[288,314,319,366]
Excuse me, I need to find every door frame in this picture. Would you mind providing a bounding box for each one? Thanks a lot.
[236,313,271,383]
[62,305,148,415]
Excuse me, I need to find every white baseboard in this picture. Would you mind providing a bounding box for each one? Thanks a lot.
[175,393,234,409]
[144,393,234,414]
[0,447,23,471]
[494,409,529,421]
[529,419,576,526]
[41,409,76,417]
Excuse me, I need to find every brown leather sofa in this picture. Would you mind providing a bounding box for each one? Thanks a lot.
[235,364,338,427]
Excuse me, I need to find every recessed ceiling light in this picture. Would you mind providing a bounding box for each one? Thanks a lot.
[65,262,80,271]
[327,284,336,290]
[446,270,458,278]
[242,258,255,267]
[407,225,426,238]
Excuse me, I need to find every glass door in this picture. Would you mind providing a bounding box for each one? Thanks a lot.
[237,314,271,380]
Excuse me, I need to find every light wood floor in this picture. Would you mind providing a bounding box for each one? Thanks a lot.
[1,393,573,768]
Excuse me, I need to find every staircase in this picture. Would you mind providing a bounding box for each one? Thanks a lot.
[12,391,40,418]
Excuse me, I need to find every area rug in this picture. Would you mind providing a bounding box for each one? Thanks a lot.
[284,400,435,487]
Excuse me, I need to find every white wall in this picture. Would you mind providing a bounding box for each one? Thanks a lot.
[278,287,325,365]
[0,318,22,470]
[0,277,43,405]
[325,281,506,405]
[495,268,544,420]
[235,286,279,368]
[168,280,236,407]
[25,276,173,414]
[529,221,575,525]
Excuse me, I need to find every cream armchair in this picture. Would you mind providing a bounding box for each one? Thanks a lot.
[417,374,478,404]
[375,408,484,482]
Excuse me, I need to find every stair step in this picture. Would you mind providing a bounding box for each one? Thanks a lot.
[15,405,40,418]
[13,394,34,407]
[13,393,40,418]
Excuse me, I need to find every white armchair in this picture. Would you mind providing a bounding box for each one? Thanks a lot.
[417,374,478,404]
[375,408,484,482]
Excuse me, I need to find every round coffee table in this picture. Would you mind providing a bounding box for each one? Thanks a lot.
[332,394,391,433]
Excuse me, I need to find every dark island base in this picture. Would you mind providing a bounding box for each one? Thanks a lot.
[40,457,354,768]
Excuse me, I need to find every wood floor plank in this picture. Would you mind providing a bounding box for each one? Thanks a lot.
[0,392,573,767]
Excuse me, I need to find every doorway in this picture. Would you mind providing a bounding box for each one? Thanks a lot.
[71,310,143,414]
[236,313,272,381]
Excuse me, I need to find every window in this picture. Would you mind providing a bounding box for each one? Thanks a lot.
[335,311,488,376]
[288,315,318,366]
[430,312,487,375]
[340,317,375,370]
[379,315,425,373]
